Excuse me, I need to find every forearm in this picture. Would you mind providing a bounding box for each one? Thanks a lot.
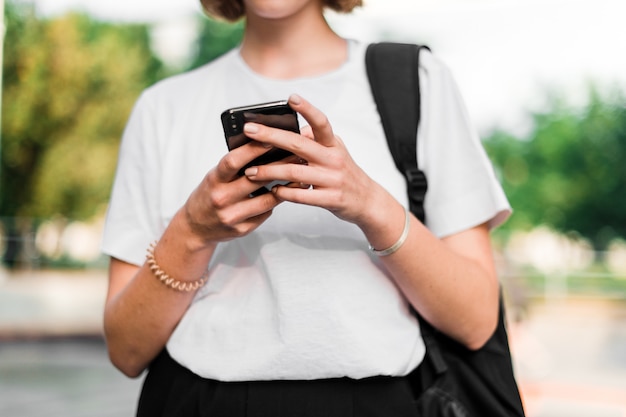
[103,150,283,377]
[103,211,216,377]
[361,191,500,349]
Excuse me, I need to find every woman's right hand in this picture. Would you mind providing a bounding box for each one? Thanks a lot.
[182,138,285,246]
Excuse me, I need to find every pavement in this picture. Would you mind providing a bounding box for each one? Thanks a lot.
[0,338,144,417]
[1,268,625,417]
[0,268,143,417]
[509,298,626,417]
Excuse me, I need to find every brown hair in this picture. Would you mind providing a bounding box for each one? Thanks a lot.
[200,0,363,22]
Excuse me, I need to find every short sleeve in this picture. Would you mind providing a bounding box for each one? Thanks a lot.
[418,51,511,237]
[101,91,164,265]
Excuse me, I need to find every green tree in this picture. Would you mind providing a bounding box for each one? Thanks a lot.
[484,88,626,251]
[1,2,164,220]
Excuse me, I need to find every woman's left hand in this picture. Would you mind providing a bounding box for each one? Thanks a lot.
[244,94,501,349]
[242,94,391,228]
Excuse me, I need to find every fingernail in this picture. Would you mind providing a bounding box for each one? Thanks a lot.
[245,167,258,176]
[244,123,259,134]
[289,94,302,105]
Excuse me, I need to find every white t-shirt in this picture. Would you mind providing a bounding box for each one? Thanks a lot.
[102,40,511,381]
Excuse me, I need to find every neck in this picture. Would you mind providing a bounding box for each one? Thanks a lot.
[239,8,347,79]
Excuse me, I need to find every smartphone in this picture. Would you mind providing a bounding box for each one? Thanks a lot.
[221,100,300,177]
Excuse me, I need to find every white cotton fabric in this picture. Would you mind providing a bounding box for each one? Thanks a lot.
[101,40,511,381]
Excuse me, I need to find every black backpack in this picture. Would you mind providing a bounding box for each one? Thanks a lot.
[365,42,526,417]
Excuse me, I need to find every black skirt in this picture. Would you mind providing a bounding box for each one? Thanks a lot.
[137,349,419,417]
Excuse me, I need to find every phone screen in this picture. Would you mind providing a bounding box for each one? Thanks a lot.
[221,100,300,176]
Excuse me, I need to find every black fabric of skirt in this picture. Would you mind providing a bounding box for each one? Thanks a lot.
[137,349,419,417]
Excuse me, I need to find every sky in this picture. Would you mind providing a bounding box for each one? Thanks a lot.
[24,0,626,135]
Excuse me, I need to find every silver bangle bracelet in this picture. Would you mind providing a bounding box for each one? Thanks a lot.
[369,208,411,256]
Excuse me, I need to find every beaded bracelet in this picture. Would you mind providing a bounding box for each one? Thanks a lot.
[369,208,411,256]
[146,241,208,292]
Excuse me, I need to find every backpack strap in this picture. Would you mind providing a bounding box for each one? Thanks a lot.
[365,42,428,223]
[365,42,447,378]
[366,43,525,416]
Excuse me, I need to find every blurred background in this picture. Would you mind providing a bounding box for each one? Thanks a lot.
[1,0,625,415]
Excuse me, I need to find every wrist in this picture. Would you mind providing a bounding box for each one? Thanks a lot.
[146,241,208,291]
[170,208,218,254]
[149,212,217,288]
[369,207,410,256]
[358,189,409,253]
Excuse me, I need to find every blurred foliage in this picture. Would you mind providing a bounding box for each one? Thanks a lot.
[186,15,244,71]
[484,88,626,251]
[0,4,248,268]
[0,4,243,222]
[1,1,165,220]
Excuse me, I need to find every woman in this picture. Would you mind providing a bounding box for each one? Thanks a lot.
[102,0,511,415]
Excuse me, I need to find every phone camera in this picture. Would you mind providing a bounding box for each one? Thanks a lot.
[227,113,242,134]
